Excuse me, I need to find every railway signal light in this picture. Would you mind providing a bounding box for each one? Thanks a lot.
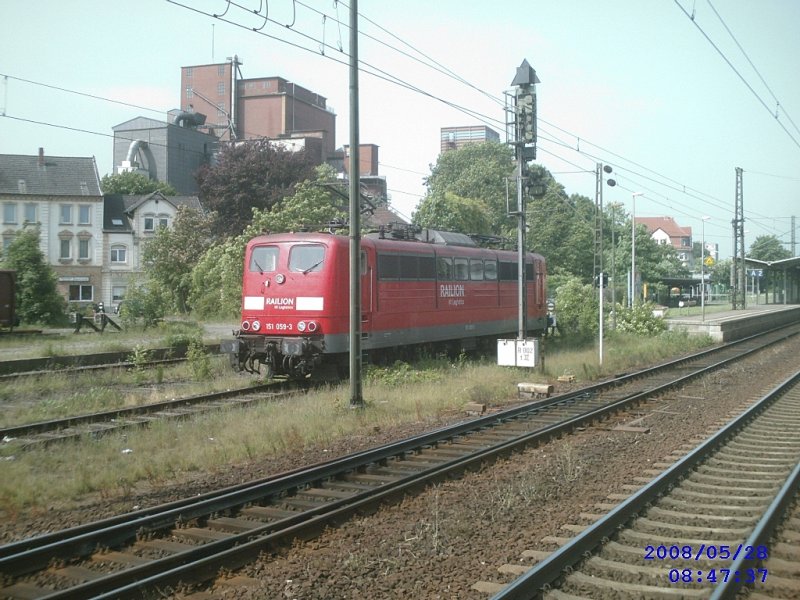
[516,91,536,145]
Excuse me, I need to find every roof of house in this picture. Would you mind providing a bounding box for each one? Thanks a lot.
[0,153,102,196]
[364,204,409,228]
[103,191,203,231]
[636,216,692,240]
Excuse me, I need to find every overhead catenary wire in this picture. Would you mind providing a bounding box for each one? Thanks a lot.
[674,0,800,151]
[3,0,793,246]
[706,0,800,139]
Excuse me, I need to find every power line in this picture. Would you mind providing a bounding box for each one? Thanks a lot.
[0,73,166,116]
[706,0,800,139]
[165,0,507,132]
[674,0,800,150]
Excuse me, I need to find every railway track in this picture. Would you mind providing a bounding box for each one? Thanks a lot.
[0,344,220,379]
[0,382,292,448]
[2,324,798,450]
[0,325,798,599]
[489,371,800,600]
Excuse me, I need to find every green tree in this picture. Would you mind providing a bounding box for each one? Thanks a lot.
[412,191,492,234]
[258,164,348,233]
[421,142,515,233]
[606,212,688,286]
[118,276,169,329]
[196,140,315,238]
[143,206,215,313]
[101,172,177,196]
[748,234,791,262]
[553,275,598,342]
[527,183,595,279]
[189,165,347,318]
[1,227,65,324]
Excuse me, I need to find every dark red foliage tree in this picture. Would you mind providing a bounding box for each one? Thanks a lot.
[196,140,315,238]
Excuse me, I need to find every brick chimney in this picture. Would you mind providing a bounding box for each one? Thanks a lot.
[38,147,44,167]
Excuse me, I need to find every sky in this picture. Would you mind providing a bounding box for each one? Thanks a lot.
[2,0,799,260]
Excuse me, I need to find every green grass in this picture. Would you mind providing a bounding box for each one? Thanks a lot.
[0,356,243,428]
[0,330,715,513]
[0,319,226,361]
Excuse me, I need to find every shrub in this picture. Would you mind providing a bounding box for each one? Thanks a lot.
[613,302,667,336]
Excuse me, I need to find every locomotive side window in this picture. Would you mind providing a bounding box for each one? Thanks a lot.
[526,263,535,280]
[454,257,469,281]
[419,256,436,280]
[484,259,498,281]
[378,253,436,280]
[470,259,484,281]
[499,261,517,281]
[378,254,399,279]
[290,244,325,273]
[399,255,418,279]
[437,256,453,280]
[250,246,279,272]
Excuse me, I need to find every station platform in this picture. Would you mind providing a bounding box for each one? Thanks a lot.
[666,303,800,342]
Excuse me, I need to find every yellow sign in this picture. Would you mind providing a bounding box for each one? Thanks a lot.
[704,256,715,267]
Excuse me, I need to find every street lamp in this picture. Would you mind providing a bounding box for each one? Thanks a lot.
[701,216,710,321]
[630,192,643,307]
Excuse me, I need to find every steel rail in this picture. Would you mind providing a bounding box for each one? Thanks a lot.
[491,369,800,600]
[0,382,280,440]
[0,343,220,377]
[1,325,798,598]
[4,322,797,446]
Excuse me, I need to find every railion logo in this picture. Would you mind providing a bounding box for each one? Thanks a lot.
[439,284,465,298]
[266,297,294,307]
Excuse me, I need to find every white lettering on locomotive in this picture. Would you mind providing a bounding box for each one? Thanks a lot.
[265,297,295,310]
[439,284,465,298]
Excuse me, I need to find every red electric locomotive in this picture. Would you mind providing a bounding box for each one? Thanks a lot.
[223,229,547,378]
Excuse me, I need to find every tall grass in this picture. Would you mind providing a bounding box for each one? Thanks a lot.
[0,320,219,360]
[0,330,714,512]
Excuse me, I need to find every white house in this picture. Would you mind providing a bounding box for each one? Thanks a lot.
[102,191,202,310]
[0,149,105,305]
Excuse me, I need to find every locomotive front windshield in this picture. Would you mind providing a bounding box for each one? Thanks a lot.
[250,246,278,272]
[289,244,325,273]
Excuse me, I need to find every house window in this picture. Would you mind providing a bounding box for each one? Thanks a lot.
[60,204,72,224]
[78,239,90,260]
[2,235,14,252]
[69,285,93,302]
[60,239,71,259]
[110,245,127,263]
[144,217,155,232]
[217,64,225,76]
[24,203,36,223]
[112,286,126,302]
[78,205,91,225]
[2,203,16,224]
[217,103,225,121]
[186,67,193,78]
[158,216,169,229]
[185,86,193,99]
[217,81,225,96]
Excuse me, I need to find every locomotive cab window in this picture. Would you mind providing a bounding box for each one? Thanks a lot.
[470,259,484,281]
[437,256,453,281]
[250,246,279,272]
[454,257,469,281]
[484,259,498,280]
[290,244,325,273]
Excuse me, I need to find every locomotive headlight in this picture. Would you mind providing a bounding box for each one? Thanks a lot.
[307,320,319,333]
[275,273,286,284]
[241,320,251,331]
[252,320,261,331]
[297,321,307,332]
